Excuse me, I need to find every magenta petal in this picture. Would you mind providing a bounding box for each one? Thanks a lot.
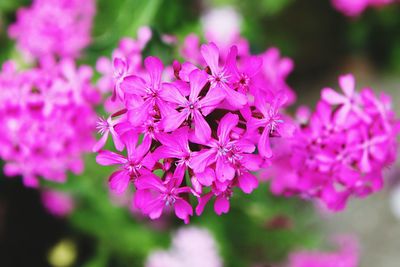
[214,196,230,215]
[109,127,124,151]
[136,134,152,159]
[238,172,259,194]
[133,189,152,210]
[241,154,262,171]
[113,57,126,78]
[174,198,193,224]
[179,62,198,81]
[195,192,213,215]
[147,199,165,220]
[279,121,296,138]
[127,99,152,126]
[216,158,235,182]
[217,113,239,143]
[120,75,147,95]
[121,131,139,161]
[92,131,109,152]
[335,104,351,125]
[200,42,220,74]
[189,69,208,101]
[135,173,165,192]
[96,150,127,166]
[339,74,355,97]
[321,88,347,105]
[221,83,247,107]
[162,110,188,132]
[154,145,184,160]
[195,168,215,186]
[193,111,211,143]
[242,55,263,77]
[109,170,130,195]
[360,150,371,173]
[144,56,163,87]
[199,87,225,116]
[258,128,273,158]
[159,82,187,105]
[191,149,216,173]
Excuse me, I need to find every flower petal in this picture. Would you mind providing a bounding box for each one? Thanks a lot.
[144,56,163,88]
[120,75,147,95]
[201,42,220,74]
[216,158,235,182]
[174,198,193,224]
[195,168,215,186]
[189,69,209,101]
[162,110,189,132]
[258,128,273,158]
[214,196,230,215]
[109,170,130,195]
[193,111,212,143]
[159,82,187,105]
[96,150,127,166]
[238,172,259,194]
[195,192,213,216]
[321,88,347,105]
[217,113,238,143]
[199,87,225,116]
[191,149,217,173]
[339,74,355,97]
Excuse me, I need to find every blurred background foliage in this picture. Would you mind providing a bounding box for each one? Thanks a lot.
[0,0,400,267]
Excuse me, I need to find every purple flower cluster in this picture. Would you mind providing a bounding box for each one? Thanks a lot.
[0,60,99,187]
[8,0,95,61]
[95,37,296,223]
[331,0,396,17]
[267,74,399,210]
[286,236,359,267]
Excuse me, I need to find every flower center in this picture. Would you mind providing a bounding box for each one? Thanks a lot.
[163,192,176,206]
[125,161,142,177]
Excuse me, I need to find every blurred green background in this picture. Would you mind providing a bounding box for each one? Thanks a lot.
[0,0,400,267]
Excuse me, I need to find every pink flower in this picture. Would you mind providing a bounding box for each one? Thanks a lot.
[322,74,371,124]
[161,69,224,142]
[96,133,154,195]
[153,127,192,177]
[134,170,193,223]
[191,113,256,182]
[249,91,295,158]
[196,181,233,216]
[121,56,172,126]
[93,115,124,152]
[201,43,247,108]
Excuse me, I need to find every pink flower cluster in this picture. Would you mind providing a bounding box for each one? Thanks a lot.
[331,0,396,17]
[95,35,296,223]
[0,60,99,187]
[267,74,399,210]
[286,236,359,267]
[8,0,95,61]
